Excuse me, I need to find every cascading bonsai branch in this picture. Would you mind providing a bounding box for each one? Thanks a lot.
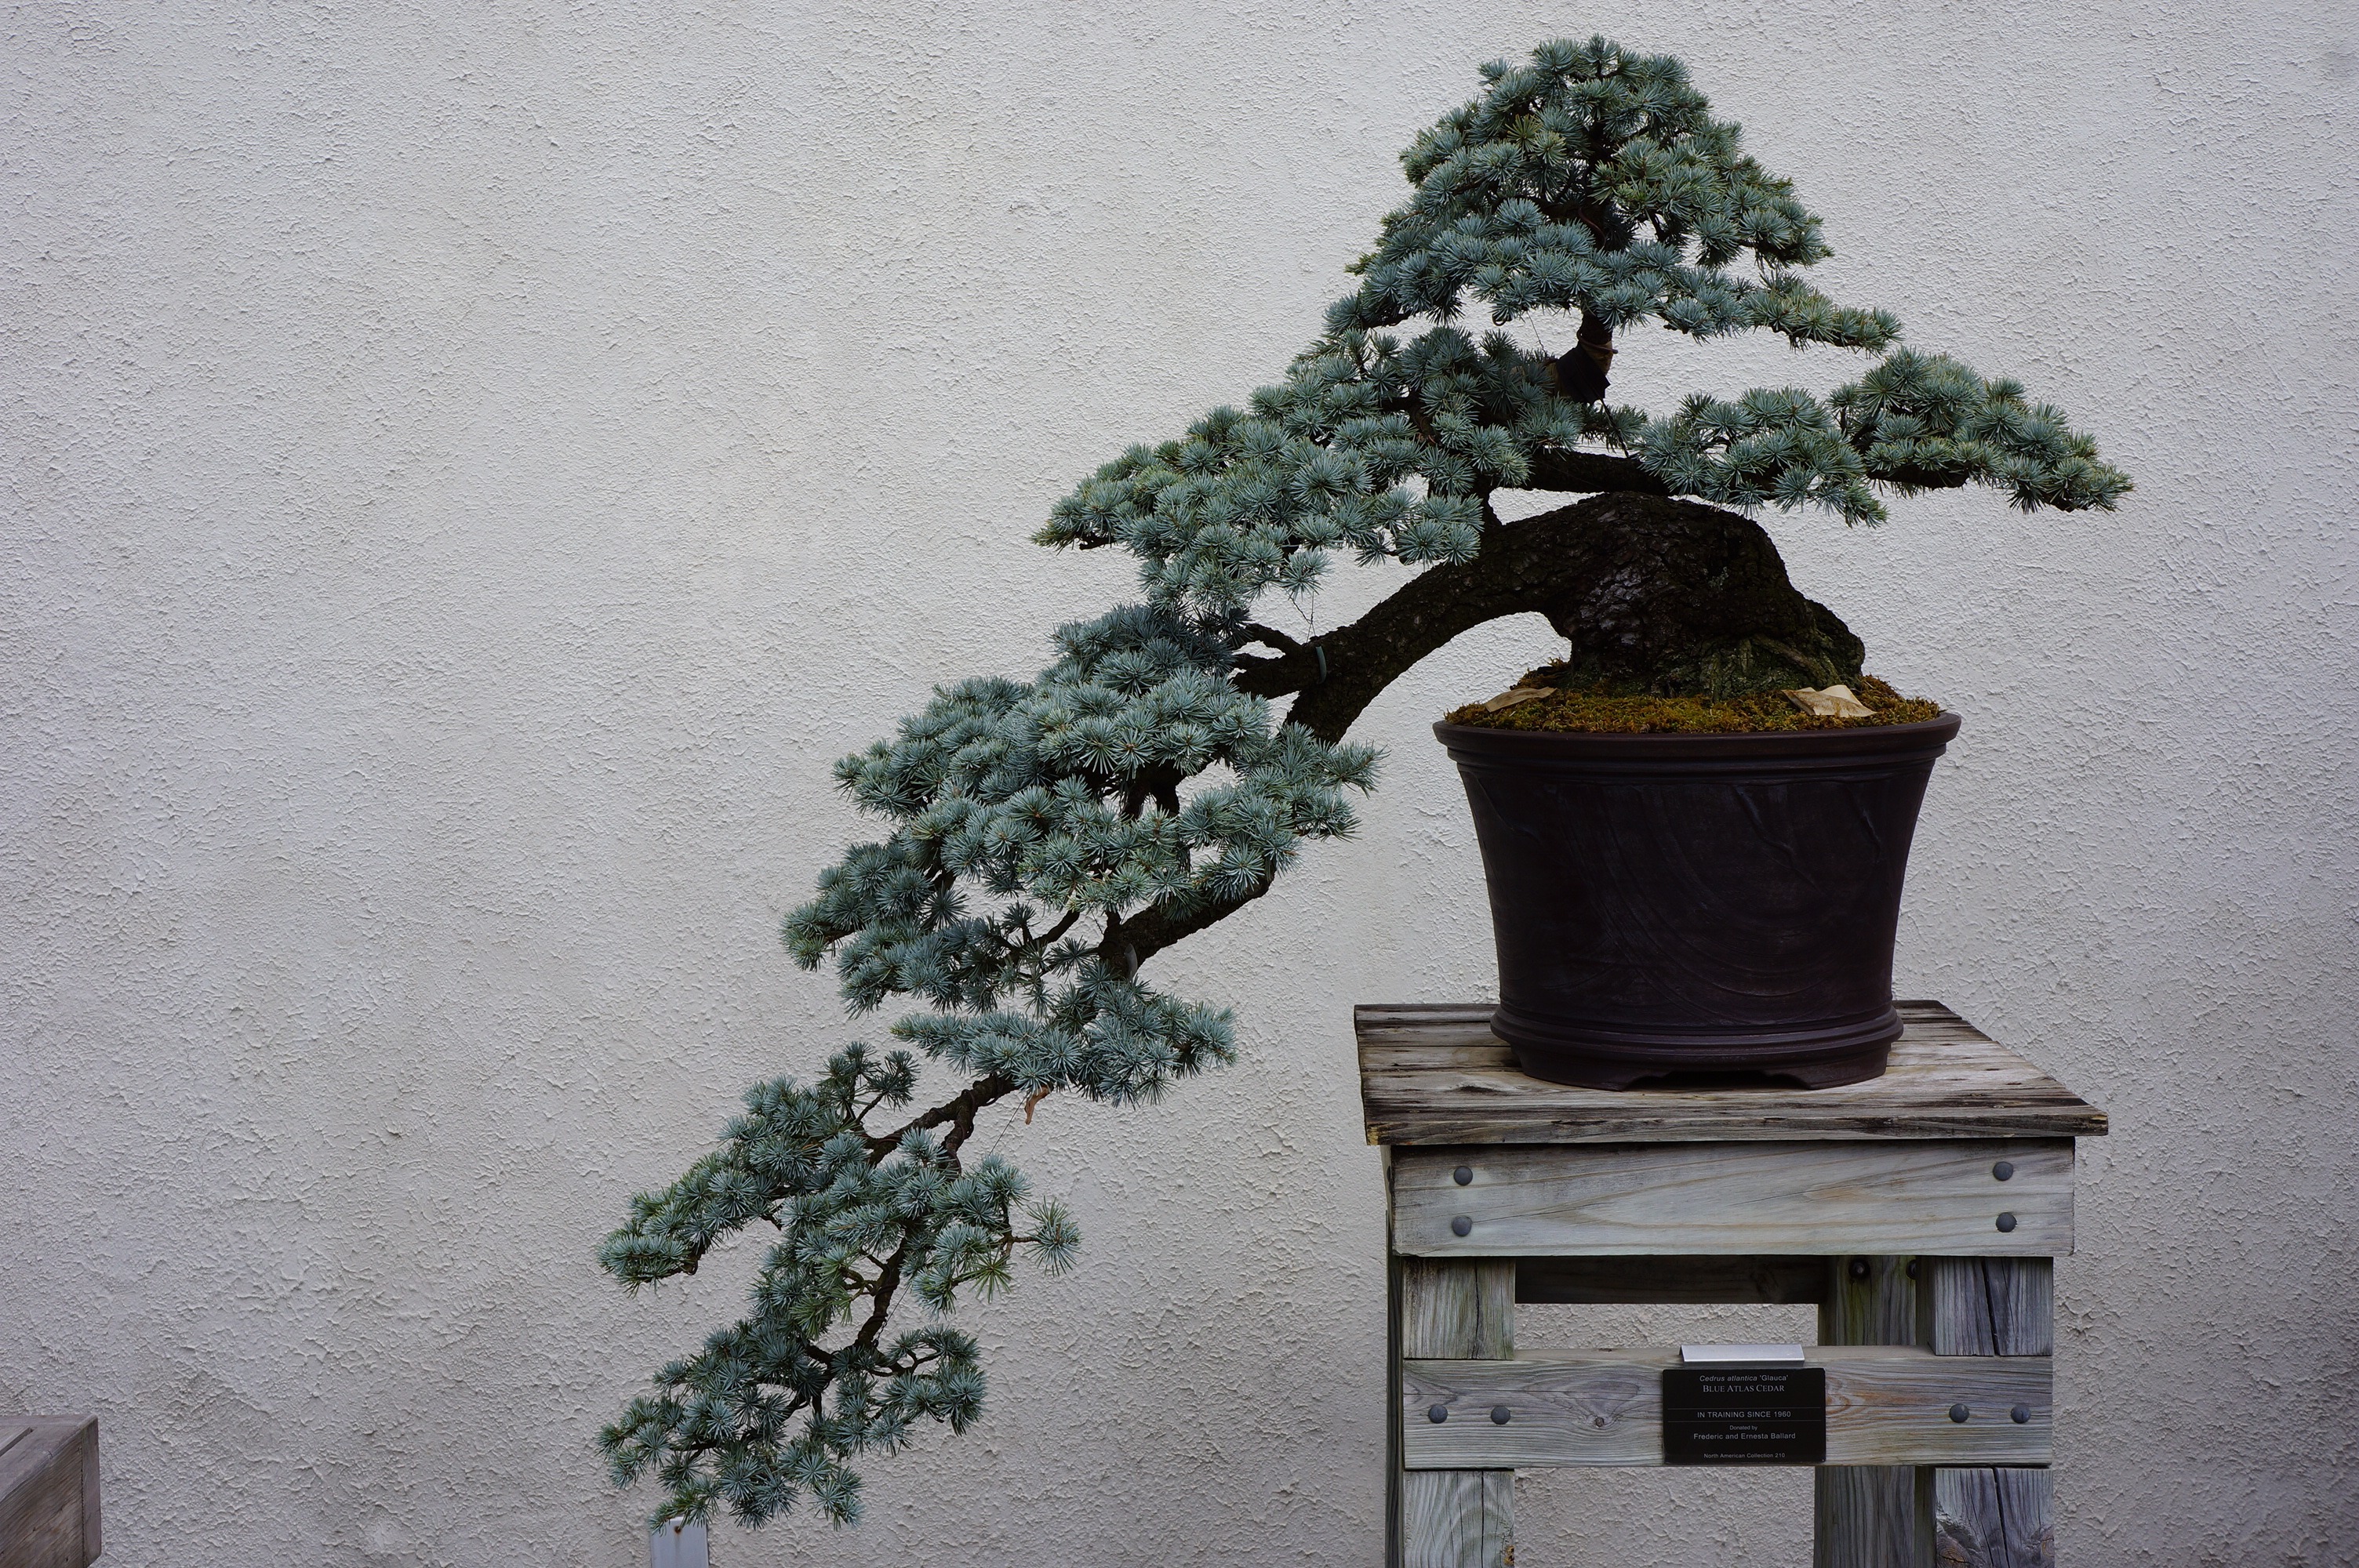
[599,36,2128,1529]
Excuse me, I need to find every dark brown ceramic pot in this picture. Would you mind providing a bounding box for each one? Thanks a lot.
[1434,713,1961,1090]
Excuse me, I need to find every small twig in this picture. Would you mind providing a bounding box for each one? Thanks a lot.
[1023,1087,1052,1124]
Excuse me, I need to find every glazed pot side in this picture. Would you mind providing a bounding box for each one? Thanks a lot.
[1435,714,1963,1090]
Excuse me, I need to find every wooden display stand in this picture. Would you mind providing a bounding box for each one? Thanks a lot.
[1363,1001,2106,1568]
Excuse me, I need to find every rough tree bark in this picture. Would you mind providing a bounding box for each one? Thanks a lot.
[1234,492,1864,743]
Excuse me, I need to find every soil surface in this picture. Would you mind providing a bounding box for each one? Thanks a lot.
[1445,670,1944,735]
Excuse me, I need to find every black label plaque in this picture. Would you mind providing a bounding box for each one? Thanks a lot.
[1661,1365,1826,1465]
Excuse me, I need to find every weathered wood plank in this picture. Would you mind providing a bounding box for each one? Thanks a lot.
[1923,1260,2055,1357]
[1517,1254,1827,1305]
[1816,1257,1928,1567]
[1822,1254,1921,1348]
[1393,1261,1514,1567]
[1401,1348,2050,1468]
[1933,1467,2054,1566]
[1385,1257,1399,1565]
[1398,1470,1512,1568]
[1358,1003,2108,1145]
[1812,1256,2060,1561]
[1922,1259,2053,1566]
[1400,1259,1516,1358]
[1358,1004,1498,1028]
[1359,1042,1530,1073]
[1816,1468,1927,1568]
[0,1418,100,1568]
[1394,1142,2072,1258]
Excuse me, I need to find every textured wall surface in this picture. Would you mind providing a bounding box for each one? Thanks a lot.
[4,4,2354,1565]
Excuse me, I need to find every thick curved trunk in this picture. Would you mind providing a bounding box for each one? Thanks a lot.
[1234,492,1863,744]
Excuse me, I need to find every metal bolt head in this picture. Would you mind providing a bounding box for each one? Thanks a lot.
[1949,1403,1971,1424]
[1427,1404,1449,1424]
[1906,1259,1921,1279]
[1453,1165,1474,1186]
[1993,1160,2016,1181]
[1450,1215,1474,1237]
[1848,1258,1870,1281]
[1491,1405,1512,1425]
[2011,1404,2031,1424]
[1995,1211,2019,1232]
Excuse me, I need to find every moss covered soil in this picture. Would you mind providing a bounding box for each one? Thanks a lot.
[1445,670,1944,735]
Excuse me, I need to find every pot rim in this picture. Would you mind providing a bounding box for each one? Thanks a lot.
[1433,710,1961,762]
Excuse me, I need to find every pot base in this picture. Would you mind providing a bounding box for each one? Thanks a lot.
[1492,1004,1903,1091]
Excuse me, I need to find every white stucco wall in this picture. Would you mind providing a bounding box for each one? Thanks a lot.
[5,3,2354,1564]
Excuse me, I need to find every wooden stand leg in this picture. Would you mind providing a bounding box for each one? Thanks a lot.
[1924,1258,2055,1568]
[1390,1258,1514,1568]
[1815,1255,1928,1567]
[1931,1467,2054,1567]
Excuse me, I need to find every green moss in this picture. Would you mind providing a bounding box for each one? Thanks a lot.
[1445,670,1943,735]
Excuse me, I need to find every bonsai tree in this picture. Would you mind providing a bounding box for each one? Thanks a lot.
[598,37,2127,1529]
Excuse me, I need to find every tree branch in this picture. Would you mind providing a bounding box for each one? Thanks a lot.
[867,1072,1015,1157]
[1103,875,1274,971]
[1239,622,1304,653]
[851,1067,1013,1354]
[1870,463,1973,492]
[1522,448,1667,495]
[1230,492,1625,739]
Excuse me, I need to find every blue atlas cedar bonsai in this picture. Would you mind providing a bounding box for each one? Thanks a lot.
[598,37,2128,1528]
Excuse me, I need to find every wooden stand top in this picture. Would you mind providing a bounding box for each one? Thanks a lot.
[1358,1001,2106,1146]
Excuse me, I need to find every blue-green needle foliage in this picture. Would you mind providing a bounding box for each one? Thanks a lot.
[604,37,2127,1532]
[601,607,1375,1527]
[601,1046,1074,1526]
[1041,37,2126,616]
